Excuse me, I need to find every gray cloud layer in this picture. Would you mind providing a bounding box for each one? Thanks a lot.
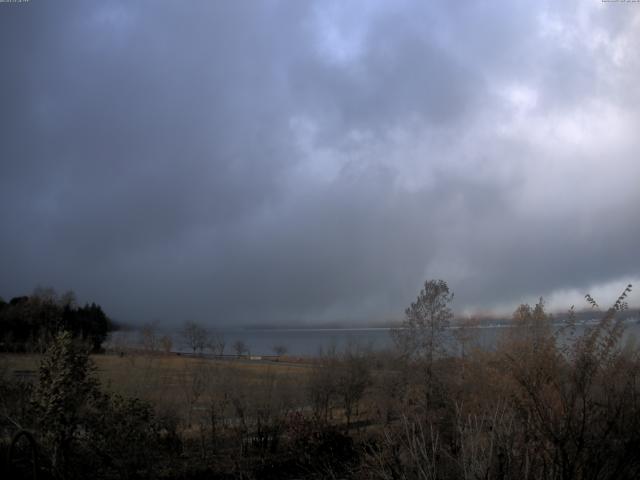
[1,1,639,325]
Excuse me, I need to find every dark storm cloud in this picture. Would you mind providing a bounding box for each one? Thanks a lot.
[1,0,639,325]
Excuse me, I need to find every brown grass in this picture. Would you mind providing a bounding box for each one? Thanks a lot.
[0,352,311,408]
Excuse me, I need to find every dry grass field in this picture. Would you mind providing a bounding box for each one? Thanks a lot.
[0,352,312,421]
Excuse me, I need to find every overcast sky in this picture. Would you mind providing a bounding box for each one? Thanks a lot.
[1,0,639,326]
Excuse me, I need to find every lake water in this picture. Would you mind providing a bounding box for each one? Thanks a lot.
[210,326,504,356]
[108,320,640,357]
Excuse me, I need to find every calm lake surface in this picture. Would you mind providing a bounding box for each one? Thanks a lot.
[109,320,640,356]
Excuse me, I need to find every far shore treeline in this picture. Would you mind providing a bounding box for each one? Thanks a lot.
[0,288,114,353]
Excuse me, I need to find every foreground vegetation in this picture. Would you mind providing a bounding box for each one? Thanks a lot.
[1,281,639,479]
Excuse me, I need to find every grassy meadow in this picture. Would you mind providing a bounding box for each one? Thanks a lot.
[1,352,312,425]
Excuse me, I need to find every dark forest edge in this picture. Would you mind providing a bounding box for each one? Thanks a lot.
[1,280,639,479]
[0,288,115,354]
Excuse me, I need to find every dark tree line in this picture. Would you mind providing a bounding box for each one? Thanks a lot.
[0,289,113,353]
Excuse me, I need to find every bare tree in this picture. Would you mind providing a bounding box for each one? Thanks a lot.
[336,344,371,428]
[453,316,479,360]
[365,416,441,480]
[307,346,338,423]
[392,279,453,364]
[391,279,453,405]
[199,363,233,453]
[182,321,208,355]
[272,344,288,357]
[496,286,640,479]
[233,340,248,358]
[206,330,226,356]
[160,335,173,354]
[453,316,480,381]
[139,322,159,354]
[178,361,208,428]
